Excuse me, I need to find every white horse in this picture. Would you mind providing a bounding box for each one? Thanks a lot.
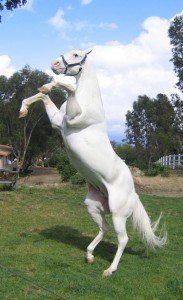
[19,49,167,276]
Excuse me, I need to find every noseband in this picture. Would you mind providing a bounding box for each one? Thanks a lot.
[61,54,87,76]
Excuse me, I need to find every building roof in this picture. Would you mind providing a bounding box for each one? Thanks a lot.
[0,145,13,156]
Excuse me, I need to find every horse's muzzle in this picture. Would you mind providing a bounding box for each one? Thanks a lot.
[51,60,64,75]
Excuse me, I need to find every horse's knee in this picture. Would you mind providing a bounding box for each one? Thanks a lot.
[38,85,49,94]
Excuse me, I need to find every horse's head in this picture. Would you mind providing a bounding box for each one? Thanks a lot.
[51,49,92,76]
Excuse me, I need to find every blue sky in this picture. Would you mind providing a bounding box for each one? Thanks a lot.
[0,0,182,141]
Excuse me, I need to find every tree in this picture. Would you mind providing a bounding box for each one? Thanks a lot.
[0,66,66,170]
[0,0,27,21]
[171,93,183,148]
[114,144,140,166]
[125,94,181,169]
[168,14,183,92]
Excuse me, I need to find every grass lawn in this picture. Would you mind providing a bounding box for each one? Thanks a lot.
[0,185,182,299]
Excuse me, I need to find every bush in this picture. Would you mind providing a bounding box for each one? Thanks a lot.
[152,163,164,172]
[57,153,77,182]
[161,170,170,177]
[47,154,61,168]
[131,159,146,171]
[48,150,77,181]
[144,163,167,177]
[144,168,158,176]
[70,173,86,185]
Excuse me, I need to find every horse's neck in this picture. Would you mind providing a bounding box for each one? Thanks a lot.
[76,62,102,106]
[76,62,100,94]
[66,62,105,126]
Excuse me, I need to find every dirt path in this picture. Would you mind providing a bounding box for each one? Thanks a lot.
[18,167,61,187]
[17,166,183,197]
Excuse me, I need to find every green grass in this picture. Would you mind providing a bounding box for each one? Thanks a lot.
[0,185,183,299]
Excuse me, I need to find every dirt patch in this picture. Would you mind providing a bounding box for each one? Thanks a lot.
[18,167,62,187]
[127,166,183,197]
[18,166,183,197]
[134,175,183,197]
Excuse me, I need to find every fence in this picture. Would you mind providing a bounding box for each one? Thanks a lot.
[157,154,183,169]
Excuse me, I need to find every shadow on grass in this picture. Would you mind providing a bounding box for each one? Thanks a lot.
[39,225,145,262]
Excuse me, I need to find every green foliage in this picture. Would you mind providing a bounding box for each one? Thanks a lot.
[0,66,66,171]
[70,172,86,185]
[169,14,183,92]
[131,159,147,170]
[0,0,27,22]
[144,163,166,177]
[125,94,182,169]
[160,170,170,177]
[115,144,137,165]
[169,14,183,148]
[144,168,158,177]
[48,150,77,182]
[55,151,77,182]
[0,187,183,299]
[47,154,61,168]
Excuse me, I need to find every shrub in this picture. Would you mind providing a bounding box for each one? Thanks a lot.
[152,163,164,172]
[131,159,146,171]
[57,155,77,182]
[161,170,170,177]
[48,150,77,181]
[47,154,61,167]
[144,168,158,176]
[70,173,86,185]
[144,163,167,177]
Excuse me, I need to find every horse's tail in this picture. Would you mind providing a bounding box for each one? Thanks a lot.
[132,195,167,249]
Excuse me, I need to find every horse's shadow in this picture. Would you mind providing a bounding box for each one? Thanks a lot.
[39,225,145,262]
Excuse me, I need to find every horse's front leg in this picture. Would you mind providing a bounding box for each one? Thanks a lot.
[19,92,63,130]
[19,92,45,118]
[38,80,75,95]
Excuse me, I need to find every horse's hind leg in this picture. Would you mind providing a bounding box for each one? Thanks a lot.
[85,187,110,263]
[103,215,128,277]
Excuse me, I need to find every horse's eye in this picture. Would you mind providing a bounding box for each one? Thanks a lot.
[74,53,78,57]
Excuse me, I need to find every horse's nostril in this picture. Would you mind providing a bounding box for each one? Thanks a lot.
[52,60,59,67]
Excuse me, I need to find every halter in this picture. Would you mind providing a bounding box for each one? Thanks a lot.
[61,54,87,76]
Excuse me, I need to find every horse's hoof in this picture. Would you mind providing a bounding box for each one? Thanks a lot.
[38,86,49,94]
[86,256,94,264]
[102,269,112,277]
[19,109,28,118]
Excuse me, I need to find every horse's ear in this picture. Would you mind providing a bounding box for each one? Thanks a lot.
[85,49,93,56]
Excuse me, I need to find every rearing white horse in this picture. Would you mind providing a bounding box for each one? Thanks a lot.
[19,49,167,276]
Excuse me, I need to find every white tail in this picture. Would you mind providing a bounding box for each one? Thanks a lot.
[132,197,167,249]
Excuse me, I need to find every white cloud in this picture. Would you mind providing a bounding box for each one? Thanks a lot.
[0,55,15,77]
[98,22,118,30]
[81,0,93,5]
[47,15,180,142]
[48,9,118,33]
[87,16,180,141]
[48,9,69,30]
